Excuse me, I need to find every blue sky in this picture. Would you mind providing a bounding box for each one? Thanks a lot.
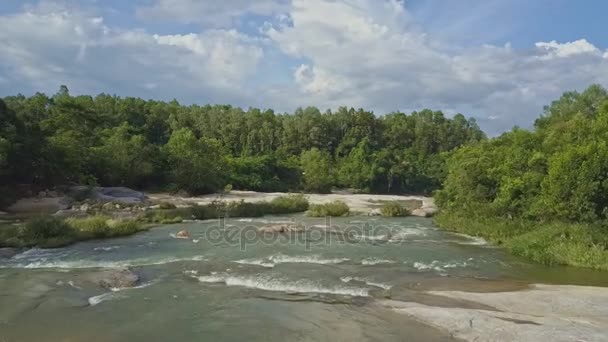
[0,0,607,134]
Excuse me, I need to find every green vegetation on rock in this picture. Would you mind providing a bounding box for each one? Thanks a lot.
[142,195,310,224]
[0,216,146,248]
[308,201,350,217]
[380,201,411,217]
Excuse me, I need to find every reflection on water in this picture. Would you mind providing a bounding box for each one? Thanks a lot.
[1,215,607,341]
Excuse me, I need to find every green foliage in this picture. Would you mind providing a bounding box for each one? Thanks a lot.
[434,212,608,270]
[1,86,484,201]
[142,195,310,223]
[308,201,350,217]
[268,194,310,214]
[164,128,229,194]
[435,85,608,269]
[19,217,74,242]
[437,85,608,223]
[300,148,335,193]
[379,201,411,217]
[158,202,177,210]
[0,216,146,248]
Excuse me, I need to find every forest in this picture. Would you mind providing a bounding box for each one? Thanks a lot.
[0,85,484,205]
[2,84,608,268]
[436,84,608,269]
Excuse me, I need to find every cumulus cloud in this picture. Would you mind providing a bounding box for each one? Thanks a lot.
[535,39,602,60]
[0,0,607,134]
[262,0,608,134]
[136,0,291,27]
[0,2,266,104]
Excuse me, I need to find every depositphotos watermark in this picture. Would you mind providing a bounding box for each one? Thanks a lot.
[199,217,396,250]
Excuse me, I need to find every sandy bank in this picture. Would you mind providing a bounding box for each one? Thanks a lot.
[381,284,608,341]
[148,190,436,215]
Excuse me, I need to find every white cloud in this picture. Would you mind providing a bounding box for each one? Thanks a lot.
[535,39,601,60]
[137,0,291,27]
[262,0,608,134]
[0,0,607,135]
[0,2,265,103]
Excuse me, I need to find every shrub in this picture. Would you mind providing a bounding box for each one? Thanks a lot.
[19,217,75,241]
[380,201,411,217]
[308,201,350,217]
[67,216,111,238]
[158,202,177,210]
[269,194,309,214]
[107,219,144,236]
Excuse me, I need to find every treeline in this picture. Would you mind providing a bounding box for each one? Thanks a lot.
[0,86,484,201]
[436,85,608,269]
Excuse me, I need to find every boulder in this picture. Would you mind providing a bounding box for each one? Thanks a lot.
[175,230,192,239]
[369,209,382,216]
[91,268,140,290]
[411,209,431,217]
[0,248,19,259]
[258,224,303,234]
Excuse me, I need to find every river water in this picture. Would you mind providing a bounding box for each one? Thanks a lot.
[1,215,607,341]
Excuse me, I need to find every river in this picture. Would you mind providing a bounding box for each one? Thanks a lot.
[1,215,607,341]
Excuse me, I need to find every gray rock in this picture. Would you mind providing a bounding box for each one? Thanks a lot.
[369,209,382,216]
[258,224,303,234]
[0,248,19,259]
[91,268,140,290]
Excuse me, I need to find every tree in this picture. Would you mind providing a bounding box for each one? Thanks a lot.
[300,148,335,193]
[164,128,228,194]
[93,124,157,187]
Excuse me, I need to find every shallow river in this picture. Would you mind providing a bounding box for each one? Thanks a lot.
[1,215,607,341]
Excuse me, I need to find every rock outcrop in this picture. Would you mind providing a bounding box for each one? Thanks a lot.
[90,268,140,290]
[258,224,304,234]
[175,230,192,239]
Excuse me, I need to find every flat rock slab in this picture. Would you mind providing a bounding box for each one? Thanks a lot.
[381,284,608,342]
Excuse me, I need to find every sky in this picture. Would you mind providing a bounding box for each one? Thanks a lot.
[0,0,607,135]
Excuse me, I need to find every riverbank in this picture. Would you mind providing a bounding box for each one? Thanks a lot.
[434,212,608,271]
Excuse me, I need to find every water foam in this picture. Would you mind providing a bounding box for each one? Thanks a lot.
[197,273,369,296]
[340,276,392,290]
[234,254,349,268]
[88,292,116,306]
[409,260,471,273]
[361,258,395,266]
[450,233,488,246]
[93,246,121,252]
[3,255,207,269]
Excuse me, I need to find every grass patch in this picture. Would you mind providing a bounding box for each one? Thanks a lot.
[434,211,608,270]
[307,201,350,217]
[0,216,146,248]
[379,201,411,217]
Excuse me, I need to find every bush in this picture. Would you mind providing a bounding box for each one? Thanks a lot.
[434,211,608,270]
[66,216,146,239]
[380,201,411,217]
[268,194,309,214]
[67,216,110,238]
[107,219,145,236]
[308,201,350,217]
[19,217,74,241]
[158,202,177,210]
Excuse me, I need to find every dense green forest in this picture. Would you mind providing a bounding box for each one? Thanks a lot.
[436,84,608,269]
[0,86,484,205]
